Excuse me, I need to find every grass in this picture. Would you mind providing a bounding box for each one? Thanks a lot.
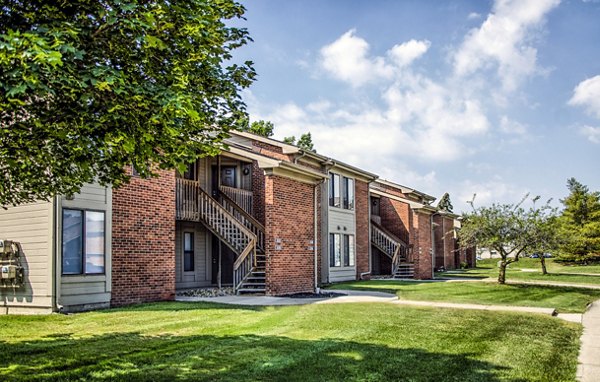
[0,302,580,382]
[439,258,600,285]
[328,280,600,313]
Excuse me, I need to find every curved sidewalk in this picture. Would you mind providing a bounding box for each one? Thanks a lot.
[176,289,555,316]
[578,301,600,382]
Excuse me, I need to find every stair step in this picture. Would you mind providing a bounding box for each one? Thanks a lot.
[245,277,265,282]
[241,282,265,287]
[237,289,266,294]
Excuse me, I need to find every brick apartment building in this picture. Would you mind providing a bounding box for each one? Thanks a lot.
[0,131,472,314]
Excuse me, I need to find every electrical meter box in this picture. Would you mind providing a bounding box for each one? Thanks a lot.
[0,239,25,288]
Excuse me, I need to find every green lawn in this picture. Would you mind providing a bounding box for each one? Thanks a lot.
[328,280,600,313]
[0,302,581,382]
[439,258,600,285]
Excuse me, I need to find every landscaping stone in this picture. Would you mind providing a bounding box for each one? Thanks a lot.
[176,287,235,297]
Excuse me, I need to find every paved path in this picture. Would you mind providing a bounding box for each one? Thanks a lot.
[578,301,600,382]
[177,289,555,316]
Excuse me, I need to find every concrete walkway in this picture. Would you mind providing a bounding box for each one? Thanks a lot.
[176,289,555,316]
[578,301,600,382]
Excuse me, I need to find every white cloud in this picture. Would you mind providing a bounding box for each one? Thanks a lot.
[320,30,431,87]
[500,116,528,135]
[388,39,431,68]
[467,12,481,20]
[319,29,393,87]
[453,0,560,92]
[568,75,600,119]
[580,125,600,143]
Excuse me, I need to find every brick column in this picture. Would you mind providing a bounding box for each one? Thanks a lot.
[412,211,433,280]
[111,169,176,306]
[355,180,370,279]
[264,175,315,296]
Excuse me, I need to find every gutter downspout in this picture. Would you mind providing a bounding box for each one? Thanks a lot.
[294,150,307,165]
[430,212,439,279]
[52,196,63,313]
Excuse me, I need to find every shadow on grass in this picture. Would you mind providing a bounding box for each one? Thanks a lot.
[0,332,522,382]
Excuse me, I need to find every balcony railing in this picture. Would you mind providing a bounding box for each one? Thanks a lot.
[219,185,253,215]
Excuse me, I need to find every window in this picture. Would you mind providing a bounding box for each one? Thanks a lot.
[329,172,354,210]
[183,162,196,180]
[330,233,355,267]
[183,232,194,272]
[343,177,354,210]
[329,173,340,207]
[62,209,105,275]
[329,233,341,267]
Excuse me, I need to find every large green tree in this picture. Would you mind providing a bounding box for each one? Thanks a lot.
[459,196,558,283]
[558,178,600,262]
[0,0,255,206]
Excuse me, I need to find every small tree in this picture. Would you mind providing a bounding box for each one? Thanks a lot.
[297,132,315,152]
[527,197,559,275]
[283,132,315,152]
[247,120,274,137]
[459,195,557,283]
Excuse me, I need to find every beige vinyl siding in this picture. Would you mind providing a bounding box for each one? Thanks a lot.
[327,169,358,283]
[0,201,54,314]
[198,158,209,190]
[329,267,356,282]
[175,222,211,289]
[58,184,112,311]
[328,209,356,233]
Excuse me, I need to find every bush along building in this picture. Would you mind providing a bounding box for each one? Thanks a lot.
[0,131,472,314]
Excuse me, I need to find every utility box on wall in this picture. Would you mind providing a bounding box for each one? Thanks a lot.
[0,240,25,288]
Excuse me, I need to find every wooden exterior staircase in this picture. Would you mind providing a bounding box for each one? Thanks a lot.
[371,221,414,279]
[176,178,266,294]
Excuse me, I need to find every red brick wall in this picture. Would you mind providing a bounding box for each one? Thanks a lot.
[355,180,370,278]
[412,211,433,279]
[252,140,294,162]
[380,197,411,244]
[264,175,315,295]
[111,169,176,306]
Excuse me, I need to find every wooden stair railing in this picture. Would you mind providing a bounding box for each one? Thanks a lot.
[217,189,265,252]
[219,185,253,216]
[371,222,409,275]
[176,178,257,292]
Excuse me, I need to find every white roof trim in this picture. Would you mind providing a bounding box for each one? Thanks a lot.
[230,131,299,154]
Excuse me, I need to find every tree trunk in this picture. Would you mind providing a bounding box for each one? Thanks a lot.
[498,261,507,284]
[540,255,548,275]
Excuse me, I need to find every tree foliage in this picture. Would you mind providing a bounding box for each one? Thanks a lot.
[558,178,600,262]
[459,195,558,283]
[284,132,315,152]
[247,120,274,137]
[0,0,255,206]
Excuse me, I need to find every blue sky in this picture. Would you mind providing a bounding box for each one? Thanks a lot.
[234,0,600,212]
